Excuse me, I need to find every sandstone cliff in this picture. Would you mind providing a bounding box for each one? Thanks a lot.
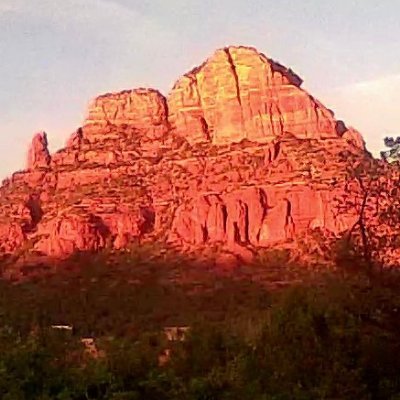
[0,46,370,265]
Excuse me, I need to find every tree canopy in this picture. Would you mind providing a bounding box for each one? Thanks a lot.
[381,136,400,162]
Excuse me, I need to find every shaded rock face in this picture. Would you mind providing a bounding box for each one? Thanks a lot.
[0,223,25,254]
[0,46,370,262]
[170,186,357,248]
[34,214,106,258]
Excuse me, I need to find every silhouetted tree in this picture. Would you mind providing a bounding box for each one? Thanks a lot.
[339,143,400,272]
[381,136,400,162]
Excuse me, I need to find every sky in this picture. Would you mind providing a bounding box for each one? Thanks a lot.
[0,0,399,178]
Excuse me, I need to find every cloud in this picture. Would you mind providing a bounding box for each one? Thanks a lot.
[34,0,141,25]
[321,74,400,156]
[338,74,400,95]
[0,0,136,19]
[0,0,182,89]
[0,1,20,14]
[0,0,176,45]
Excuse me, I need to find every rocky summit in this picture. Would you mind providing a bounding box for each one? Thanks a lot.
[0,46,370,266]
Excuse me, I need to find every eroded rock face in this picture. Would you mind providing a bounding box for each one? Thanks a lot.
[27,132,51,170]
[0,45,373,265]
[34,214,106,258]
[168,46,344,145]
[66,128,83,148]
[342,127,366,150]
[0,223,25,254]
[102,208,155,250]
[83,88,169,142]
[170,186,358,249]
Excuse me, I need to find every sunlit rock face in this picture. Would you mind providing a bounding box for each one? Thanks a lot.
[27,132,51,170]
[168,46,346,145]
[0,46,370,264]
[83,88,169,142]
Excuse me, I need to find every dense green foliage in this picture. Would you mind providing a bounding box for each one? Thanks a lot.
[0,252,400,399]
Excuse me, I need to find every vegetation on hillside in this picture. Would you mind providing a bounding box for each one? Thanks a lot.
[0,250,400,399]
[1,138,400,399]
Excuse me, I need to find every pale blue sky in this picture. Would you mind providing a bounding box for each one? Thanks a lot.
[1,0,399,178]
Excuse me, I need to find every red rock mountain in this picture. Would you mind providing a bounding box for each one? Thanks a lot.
[0,46,369,264]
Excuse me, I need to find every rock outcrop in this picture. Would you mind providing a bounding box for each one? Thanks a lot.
[83,88,169,143]
[27,132,51,170]
[0,46,371,263]
[34,214,106,258]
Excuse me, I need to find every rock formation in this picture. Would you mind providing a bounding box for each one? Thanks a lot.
[0,46,371,263]
[168,47,348,145]
[83,88,169,143]
[27,132,51,170]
